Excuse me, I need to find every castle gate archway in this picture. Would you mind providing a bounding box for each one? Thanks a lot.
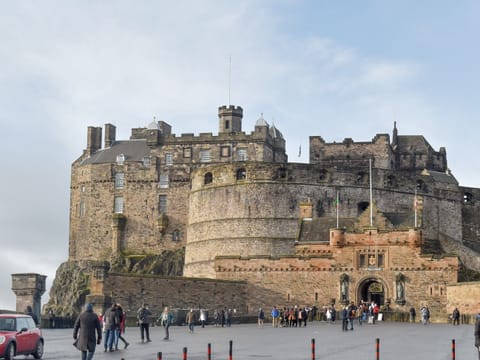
[357,277,386,306]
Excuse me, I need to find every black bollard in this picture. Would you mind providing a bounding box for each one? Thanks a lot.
[311,338,315,360]
[183,347,187,360]
[451,339,455,360]
[157,352,162,360]
[229,340,233,360]
[376,338,380,360]
[208,343,212,360]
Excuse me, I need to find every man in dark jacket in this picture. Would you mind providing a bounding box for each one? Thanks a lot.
[137,303,152,343]
[73,303,102,360]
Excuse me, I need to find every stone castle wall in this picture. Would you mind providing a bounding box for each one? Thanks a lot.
[214,234,458,321]
[185,162,463,279]
[69,157,188,261]
[99,273,248,317]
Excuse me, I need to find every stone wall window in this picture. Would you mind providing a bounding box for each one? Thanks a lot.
[158,195,167,213]
[172,229,180,241]
[221,146,231,157]
[236,168,246,180]
[159,174,169,189]
[142,156,151,167]
[200,149,211,162]
[183,147,191,158]
[116,153,125,165]
[356,171,367,184]
[359,254,366,267]
[464,192,473,204]
[114,196,124,213]
[204,172,213,185]
[165,153,173,166]
[79,201,85,217]
[115,172,125,189]
[237,148,247,161]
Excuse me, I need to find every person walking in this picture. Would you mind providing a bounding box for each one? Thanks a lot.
[452,307,460,325]
[160,306,174,340]
[115,304,129,349]
[186,308,196,333]
[341,306,349,331]
[475,312,480,360]
[102,303,118,352]
[199,309,207,328]
[271,306,279,328]
[137,303,152,343]
[409,306,416,323]
[420,306,430,325]
[73,303,102,360]
[25,305,39,326]
[258,308,265,328]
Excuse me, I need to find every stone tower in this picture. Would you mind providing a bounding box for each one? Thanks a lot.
[11,273,46,321]
[218,105,243,133]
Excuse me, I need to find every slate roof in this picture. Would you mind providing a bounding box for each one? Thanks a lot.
[81,140,151,165]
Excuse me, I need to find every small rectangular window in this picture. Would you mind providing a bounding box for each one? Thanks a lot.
[165,153,173,166]
[377,254,384,267]
[159,195,167,213]
[115,173,124,189]
[114,196,124,213]
[221,146,231,157]
[183,147,192,158]
[79,201,85,217]
[359,254,366,267]
[159,174,169,189]
[142,156,151,167]
[237,148,247,161]
[116,154,125,165]
[200,149,211,162]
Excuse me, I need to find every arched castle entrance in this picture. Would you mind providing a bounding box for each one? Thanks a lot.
[357,277,386,306]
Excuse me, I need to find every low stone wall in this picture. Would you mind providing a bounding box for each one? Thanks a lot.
[90,273,249,320]
[447,282,480,317]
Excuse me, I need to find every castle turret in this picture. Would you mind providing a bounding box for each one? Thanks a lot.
[329,228,345,247]
[218,105,242,133]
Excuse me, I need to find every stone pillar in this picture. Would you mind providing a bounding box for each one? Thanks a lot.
[11,273,46,321]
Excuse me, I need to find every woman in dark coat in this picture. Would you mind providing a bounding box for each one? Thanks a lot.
[73,303,102,360]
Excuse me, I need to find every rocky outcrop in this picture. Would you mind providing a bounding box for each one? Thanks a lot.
[45,249,185,317]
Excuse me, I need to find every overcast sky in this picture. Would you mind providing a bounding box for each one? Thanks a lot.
[0,1,479,311]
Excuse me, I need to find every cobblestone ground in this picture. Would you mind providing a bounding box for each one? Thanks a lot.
[41,321,474,360]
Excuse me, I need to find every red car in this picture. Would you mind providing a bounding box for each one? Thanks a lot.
[0,314,44,359]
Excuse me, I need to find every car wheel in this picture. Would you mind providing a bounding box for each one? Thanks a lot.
[4,342,15,360]
[33,340,44,359]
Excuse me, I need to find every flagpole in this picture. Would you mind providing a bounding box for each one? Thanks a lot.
[369,158,373,227]
[414,188,417,228]
[336,190,339,228]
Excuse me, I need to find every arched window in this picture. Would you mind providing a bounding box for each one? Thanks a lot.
[236,168,246,180]
[204,172,213,185]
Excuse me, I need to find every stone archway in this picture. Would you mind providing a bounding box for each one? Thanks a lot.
[357,277,386,306]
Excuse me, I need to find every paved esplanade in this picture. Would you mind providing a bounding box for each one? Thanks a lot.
[43,322,474,360]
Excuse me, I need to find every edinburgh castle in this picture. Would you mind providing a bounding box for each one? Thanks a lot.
[46,104,480,322]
